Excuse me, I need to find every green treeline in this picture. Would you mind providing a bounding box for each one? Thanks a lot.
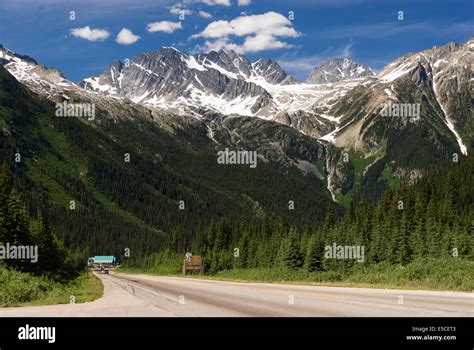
[0,163,75,278]
[126,154,473,282]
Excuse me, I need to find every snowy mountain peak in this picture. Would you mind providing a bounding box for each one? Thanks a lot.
[0,44,37,66]
[0,43,71,90]
[252,58,297,85]
[306,57,374,84]
[78,47,305,117]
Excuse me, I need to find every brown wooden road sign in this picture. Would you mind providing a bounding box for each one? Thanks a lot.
[183,255,203,275]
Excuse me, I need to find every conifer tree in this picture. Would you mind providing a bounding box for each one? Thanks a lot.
[304,234,324,272]
[283,229,304,270]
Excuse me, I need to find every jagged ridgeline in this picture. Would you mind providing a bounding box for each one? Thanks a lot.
[2,38,472,209]
[0,65,340,258]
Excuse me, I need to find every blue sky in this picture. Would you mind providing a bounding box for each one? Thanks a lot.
[1,0,472,82]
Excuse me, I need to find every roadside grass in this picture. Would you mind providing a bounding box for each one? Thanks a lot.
[213,259,474,292]
[119,262,180,276]
[117,258,474,292]
[119,251,182,276]
[0,267,103,307]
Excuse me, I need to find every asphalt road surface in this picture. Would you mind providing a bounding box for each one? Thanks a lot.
[0,272,472,317]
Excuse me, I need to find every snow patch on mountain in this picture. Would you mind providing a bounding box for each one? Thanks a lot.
[306,58,374,84]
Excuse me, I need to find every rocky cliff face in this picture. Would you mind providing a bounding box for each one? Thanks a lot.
[79,48,300,117]
[306,57,374,84]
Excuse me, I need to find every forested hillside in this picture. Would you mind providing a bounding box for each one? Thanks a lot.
[127,153,473,288]
[0,65,338,260]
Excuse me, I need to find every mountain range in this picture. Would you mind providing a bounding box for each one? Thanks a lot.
[0,38,472,207]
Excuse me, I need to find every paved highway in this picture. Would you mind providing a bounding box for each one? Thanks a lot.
[0,272,472,317]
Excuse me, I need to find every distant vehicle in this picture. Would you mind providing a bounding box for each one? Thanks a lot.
[98,266,109,275]
[88,256,117,269]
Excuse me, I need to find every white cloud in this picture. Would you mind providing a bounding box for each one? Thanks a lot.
[194,35,293,55]
[201,0,231,6]
[192,38,242,54]
[70,26,110,42]
[115,28,140,45]
[238,0,251,6]
[146,21,183,33]
[198,10,212,19]
[170,5,192,16]
[191,11,299,54]
[241,34,291,52]
[192,12,299,39]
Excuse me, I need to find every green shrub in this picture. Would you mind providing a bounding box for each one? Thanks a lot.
[0,266,102,306]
